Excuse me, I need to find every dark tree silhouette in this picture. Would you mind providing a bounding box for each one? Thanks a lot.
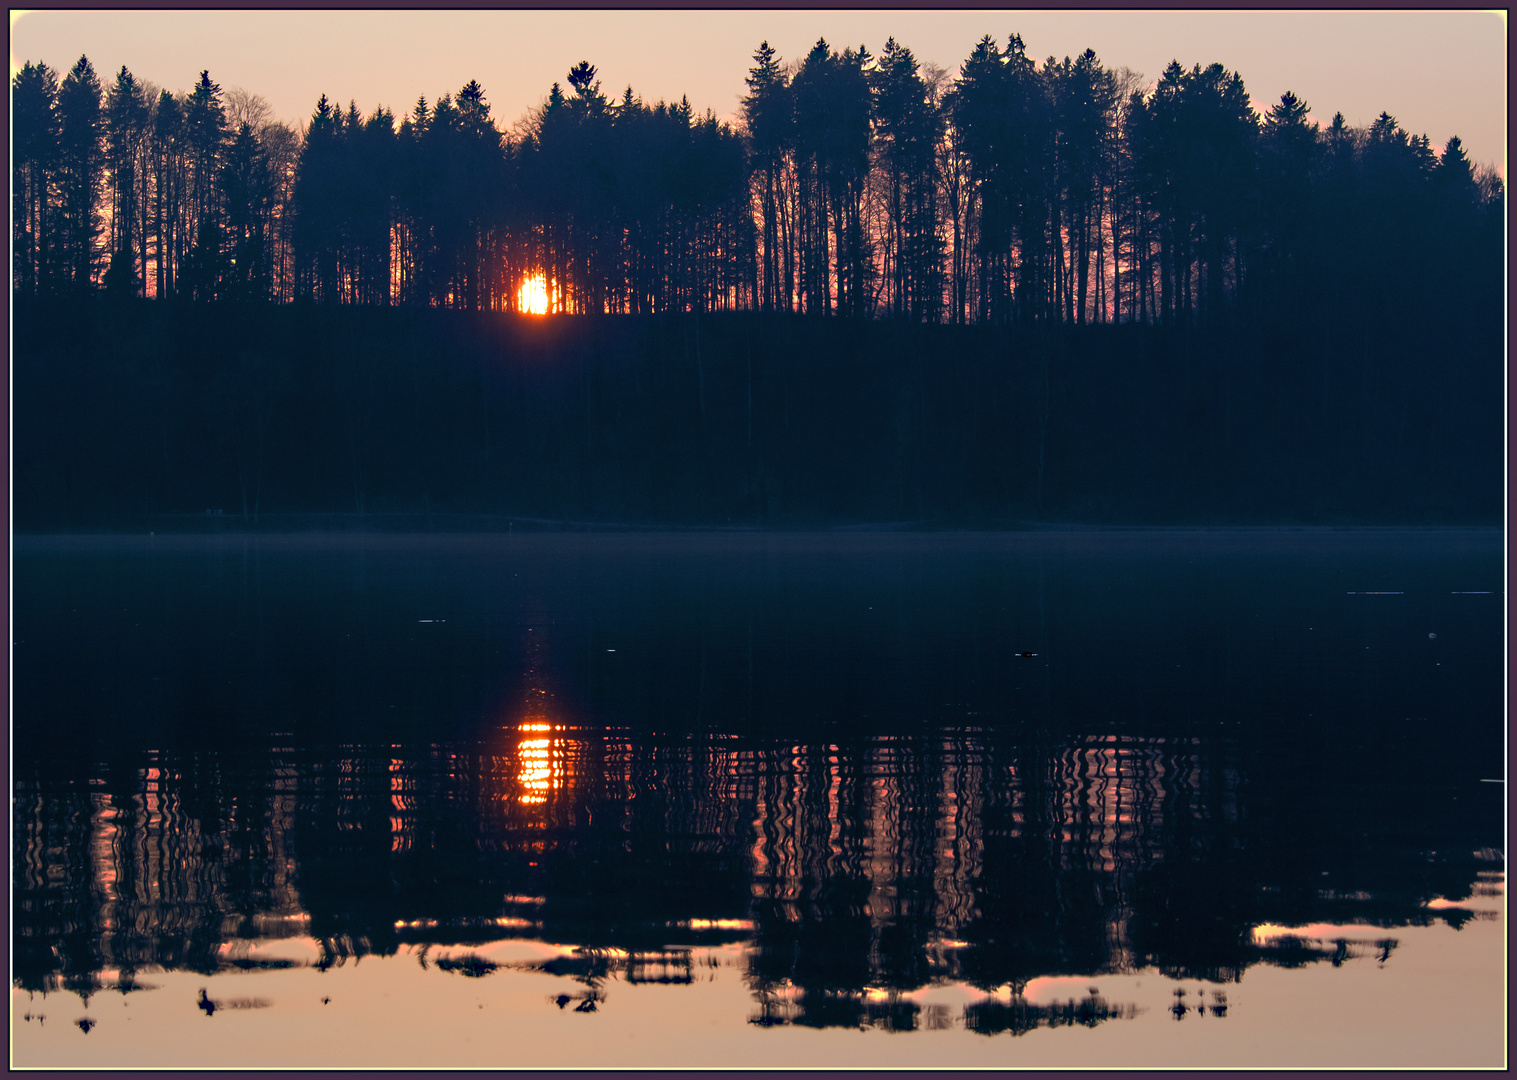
[798,40,874,317]
[148,87,185,298]
[1252,90,1320,315]
[180,70,228,301]
[56,55,104,293]
[12,61,61,296]
[948,34,1053,324]
[220,121,274,301]
[102,65,149,296]
[1045,49,1116,324]
[872,37,945,321]
[743,41,794,313]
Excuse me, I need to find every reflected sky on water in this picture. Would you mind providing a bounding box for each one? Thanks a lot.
[11,531,1506,1067]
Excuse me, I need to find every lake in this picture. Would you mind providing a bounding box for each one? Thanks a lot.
[11,529,1505,1068]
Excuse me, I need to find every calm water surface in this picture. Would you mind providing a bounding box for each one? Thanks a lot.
[11,530,1505,1068]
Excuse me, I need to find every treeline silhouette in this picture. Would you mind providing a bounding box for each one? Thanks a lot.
[12,36,1503,326]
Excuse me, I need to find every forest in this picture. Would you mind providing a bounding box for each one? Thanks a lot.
[12,35,1504,323]
[11,35,1505,528]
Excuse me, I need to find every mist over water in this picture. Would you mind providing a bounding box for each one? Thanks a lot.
[11,530,1504,1065]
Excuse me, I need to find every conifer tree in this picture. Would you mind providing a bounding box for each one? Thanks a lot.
[103,65,149,295]
[12,61,61,295]
[56,55,104,292]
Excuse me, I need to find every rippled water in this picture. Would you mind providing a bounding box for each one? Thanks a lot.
[11,531,1505,1067]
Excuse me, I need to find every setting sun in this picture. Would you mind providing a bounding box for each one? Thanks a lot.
[517,274,549,315]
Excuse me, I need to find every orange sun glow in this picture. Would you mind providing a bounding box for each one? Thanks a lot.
[517,275,549,315]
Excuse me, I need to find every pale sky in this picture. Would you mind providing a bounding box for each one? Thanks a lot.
[10,9,1508,170]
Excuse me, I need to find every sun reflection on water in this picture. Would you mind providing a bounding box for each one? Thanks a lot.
[515,720,564,805]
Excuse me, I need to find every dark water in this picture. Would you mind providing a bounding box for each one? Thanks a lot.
[11,530,1505,1066]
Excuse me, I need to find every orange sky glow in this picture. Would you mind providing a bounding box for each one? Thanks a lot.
[10,10,1507,171]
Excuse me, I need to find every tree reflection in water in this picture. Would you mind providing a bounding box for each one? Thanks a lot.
[13,723,1499,1028]
[12,531,1503,1034]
